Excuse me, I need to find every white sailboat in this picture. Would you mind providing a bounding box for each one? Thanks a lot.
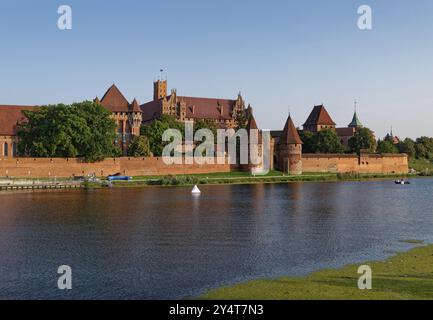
[191,185,201,194]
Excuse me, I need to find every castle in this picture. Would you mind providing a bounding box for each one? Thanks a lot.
[0,80,408,177]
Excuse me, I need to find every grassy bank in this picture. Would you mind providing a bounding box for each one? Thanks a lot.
[106,171,409,188]
[409,159,433,176]
[200,244,433,300]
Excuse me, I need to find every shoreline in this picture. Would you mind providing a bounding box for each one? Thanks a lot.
[0,172,425,191]
[200,244,433,300]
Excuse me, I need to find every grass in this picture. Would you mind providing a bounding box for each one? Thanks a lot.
[104,171,409,188]
[200,244,433,300]
[409,159,433,176]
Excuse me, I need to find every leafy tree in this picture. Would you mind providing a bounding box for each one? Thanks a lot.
[17,101,119,161]
[377,139,398,154]
[127,136,152,157]
[397,138,416,158]
[314,129,346,153]
[415,136,433,159]
[140,115,184,156]
[299,130,316,153]
[348,127,377,154]
[194,119,218,138]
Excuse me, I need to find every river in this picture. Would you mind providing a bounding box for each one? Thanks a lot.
[0,178,432,299]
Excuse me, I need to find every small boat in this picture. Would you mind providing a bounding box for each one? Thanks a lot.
[395,179,410,185]
[191,185,201,194]
[107,175,132,181]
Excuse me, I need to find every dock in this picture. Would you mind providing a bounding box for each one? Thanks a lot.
[0,180,83,191]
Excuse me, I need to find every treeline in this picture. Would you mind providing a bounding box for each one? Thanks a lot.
[18,101,121,162]
[378,137,433,160]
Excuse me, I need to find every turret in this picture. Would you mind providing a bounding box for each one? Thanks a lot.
[278,115,303,175]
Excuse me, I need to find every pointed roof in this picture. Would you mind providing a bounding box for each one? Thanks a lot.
[100,84,130,112]
[93,96,100,104]
[348,111,363,128]
[281,115,303,145]
[303,105,336,127]
[246,113,262,142]
[130,98,141,112]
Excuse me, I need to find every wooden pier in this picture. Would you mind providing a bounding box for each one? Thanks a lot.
[0,181,83,191]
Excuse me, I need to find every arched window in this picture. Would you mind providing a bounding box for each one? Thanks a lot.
[3,142,8,157]
[12,142,17,157]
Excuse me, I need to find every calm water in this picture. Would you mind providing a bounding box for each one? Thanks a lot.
[1,178,433,299]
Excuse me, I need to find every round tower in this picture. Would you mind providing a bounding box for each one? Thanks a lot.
[278,115,303,175]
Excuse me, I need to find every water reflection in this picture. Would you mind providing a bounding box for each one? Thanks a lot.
[0,178,433,299]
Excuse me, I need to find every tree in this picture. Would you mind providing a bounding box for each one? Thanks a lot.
[140,115,185,156]
[397,138,416,158]
[415,136,433,159]
[348,127,376,154]
[17,101,120,161]
[194,119,218,138]
[314,129,346,153]
[127,136,152,157]
[299,130,316,153]
[377,139,398,154]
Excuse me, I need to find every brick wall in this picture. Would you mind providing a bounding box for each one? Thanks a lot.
[0,157,231,178]
[302,153,408,174]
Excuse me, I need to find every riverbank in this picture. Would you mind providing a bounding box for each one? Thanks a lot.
[91,171,412,188]
[200,244,433,300]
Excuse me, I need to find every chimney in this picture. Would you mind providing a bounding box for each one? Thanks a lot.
[220,105,224,116]
[192,105,195,114]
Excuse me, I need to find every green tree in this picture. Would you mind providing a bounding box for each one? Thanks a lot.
[415,137,433,159]
[194,119,218,138]
[314,129,346,153]
[299,130,316,153]
[377,139,398,154]
[127,136,152,157]
[397,138,416,158]
[17,101,119,161]
[348,127,377,154]
[140,115,185,156]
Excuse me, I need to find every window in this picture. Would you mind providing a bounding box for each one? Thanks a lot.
[12,142,17,157]
[3,142,8,157]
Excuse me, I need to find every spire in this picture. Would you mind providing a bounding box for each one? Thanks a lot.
[246,113,261,143]
[94,96,100,104]
[130,98,141,112]
[281,115,303,145]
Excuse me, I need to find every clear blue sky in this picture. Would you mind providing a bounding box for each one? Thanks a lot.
[1,0,432,139]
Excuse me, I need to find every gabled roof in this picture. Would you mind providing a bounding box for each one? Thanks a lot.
[100,84,130,112]
[246,114,262,142]
[140,95,237,122]
[0,105,35,136]
[348,111,363,128]
[280,115,303,145]
[303,105,336,126]
[130,98,141,112]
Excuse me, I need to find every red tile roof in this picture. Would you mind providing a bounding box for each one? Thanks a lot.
[0,105,35,136]
[100,84,141,113]
[303,105,336,126]
[280,115,303,145]
[336,127,355,137]
[141,95,237,122]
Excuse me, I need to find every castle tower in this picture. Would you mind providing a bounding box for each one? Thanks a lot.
[153,80,167,101]
[278,115,303,175]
